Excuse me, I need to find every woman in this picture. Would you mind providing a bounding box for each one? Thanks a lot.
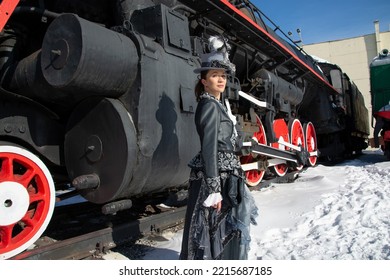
[179,46,258,260]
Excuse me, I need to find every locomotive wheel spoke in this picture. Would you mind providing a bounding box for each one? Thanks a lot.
[240,114,267,186]
[15,168,35,189]
[0,157,13,181]
[0,146,55,260]
[0,224,13,247]
[271,119,289,177]
[288,119,305,171]
[304,122,318,166]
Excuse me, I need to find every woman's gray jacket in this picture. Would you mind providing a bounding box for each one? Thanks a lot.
[180,93,259,260]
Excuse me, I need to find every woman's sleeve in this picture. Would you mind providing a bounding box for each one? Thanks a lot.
[196,101,221,194]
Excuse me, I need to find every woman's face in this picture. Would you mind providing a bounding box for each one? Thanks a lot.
[201,69,227,98]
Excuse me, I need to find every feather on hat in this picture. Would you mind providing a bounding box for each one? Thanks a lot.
[194,36,236,74]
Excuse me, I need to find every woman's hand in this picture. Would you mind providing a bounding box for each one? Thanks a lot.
[203,192,223,211]
[212,200,222,212]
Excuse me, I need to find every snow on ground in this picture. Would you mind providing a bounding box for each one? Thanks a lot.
[140,149,390,260]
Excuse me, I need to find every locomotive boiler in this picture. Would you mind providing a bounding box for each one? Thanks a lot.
[0,0,369,259]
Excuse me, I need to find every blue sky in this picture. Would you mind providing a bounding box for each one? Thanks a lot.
[251,0,390,45]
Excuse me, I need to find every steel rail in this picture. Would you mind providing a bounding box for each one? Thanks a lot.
[11,206,187,260]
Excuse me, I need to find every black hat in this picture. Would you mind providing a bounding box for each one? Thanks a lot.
[194,52,231,73]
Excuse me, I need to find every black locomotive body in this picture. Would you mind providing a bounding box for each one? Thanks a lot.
[303,60,370,160]
[0,0,369,259]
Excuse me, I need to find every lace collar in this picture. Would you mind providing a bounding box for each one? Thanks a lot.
[200,92,219,101]
[200,92,227,112]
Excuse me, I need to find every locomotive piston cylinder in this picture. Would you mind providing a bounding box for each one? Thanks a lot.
[256,68,304,105]
[40,13,138,97]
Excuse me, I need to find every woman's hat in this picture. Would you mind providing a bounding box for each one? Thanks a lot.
[193,36,236,74]
[194,52,231,74]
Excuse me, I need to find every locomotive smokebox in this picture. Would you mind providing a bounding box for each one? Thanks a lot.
[41,13,138,97]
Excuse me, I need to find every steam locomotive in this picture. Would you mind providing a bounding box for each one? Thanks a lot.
[0,0,369,259]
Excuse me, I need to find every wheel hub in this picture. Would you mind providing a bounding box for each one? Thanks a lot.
[0,182,29,226]
[310,137,315,150]
[278,136,286,150]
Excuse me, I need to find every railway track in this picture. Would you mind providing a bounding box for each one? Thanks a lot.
[11,206,187,260]
[9,171,299,260]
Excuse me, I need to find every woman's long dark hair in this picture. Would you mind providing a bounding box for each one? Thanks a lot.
[195,71,208,102]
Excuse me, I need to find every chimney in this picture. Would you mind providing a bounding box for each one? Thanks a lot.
[374,20,381,54]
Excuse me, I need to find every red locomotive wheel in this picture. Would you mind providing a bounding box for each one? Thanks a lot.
[270,119,289,177]
[288,119,305,171]
[304,122,318,166]
[0,146,55,260]
[240,114,267,186]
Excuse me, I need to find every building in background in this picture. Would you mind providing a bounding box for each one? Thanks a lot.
[303,21,390,136]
